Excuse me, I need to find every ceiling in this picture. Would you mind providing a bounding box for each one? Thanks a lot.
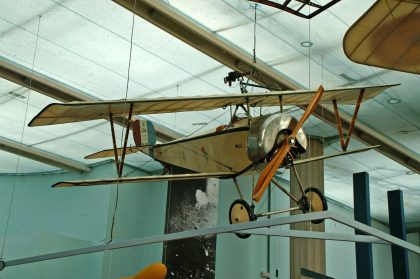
[0,0,419,227]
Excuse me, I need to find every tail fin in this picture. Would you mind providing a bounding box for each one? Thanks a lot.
[84,119,155,160]
[132,119,156,157]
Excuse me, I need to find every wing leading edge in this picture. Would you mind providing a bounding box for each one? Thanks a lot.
[29,84,397,127]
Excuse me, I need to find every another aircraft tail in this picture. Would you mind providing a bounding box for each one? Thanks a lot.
[119,262,167,279]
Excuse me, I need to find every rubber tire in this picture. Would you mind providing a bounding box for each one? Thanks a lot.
[304,187,328,224]
[229,199,256,239]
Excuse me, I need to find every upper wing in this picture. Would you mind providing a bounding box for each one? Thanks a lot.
[29,84,396,127]
[53,172,234,187]
[343,0,419,74]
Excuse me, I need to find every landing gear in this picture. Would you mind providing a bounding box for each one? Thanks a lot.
[228,186,328,238]
[298,187,328,224]
[229,199,256,239]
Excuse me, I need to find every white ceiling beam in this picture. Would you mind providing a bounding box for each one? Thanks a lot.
[0,57,94,102]
[114,0,298,90]
[0,135,91,173]
[0,57,179,142]
[113,0,419,173]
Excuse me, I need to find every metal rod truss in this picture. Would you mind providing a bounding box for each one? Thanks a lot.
[1,211,418,271]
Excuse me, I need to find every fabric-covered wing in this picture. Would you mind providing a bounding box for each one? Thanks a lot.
[29,84,396,126]
[52,172,235,187]
[343,0,420,74]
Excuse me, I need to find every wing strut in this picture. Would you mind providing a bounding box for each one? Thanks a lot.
[108,104,134,177]
[332,89,365,151]
[118,103,134,177]
[109,113,120,172]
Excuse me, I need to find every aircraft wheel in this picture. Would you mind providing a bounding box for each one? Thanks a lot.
[229,199,256,239]
[303,187,328,224]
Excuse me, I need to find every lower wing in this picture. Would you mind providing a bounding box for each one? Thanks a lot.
[294,145,380,165]
[53,172,235,187]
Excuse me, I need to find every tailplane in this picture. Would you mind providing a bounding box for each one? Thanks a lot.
[85,119,156,160]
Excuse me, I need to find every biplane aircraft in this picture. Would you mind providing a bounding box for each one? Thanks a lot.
[28,83,395,235]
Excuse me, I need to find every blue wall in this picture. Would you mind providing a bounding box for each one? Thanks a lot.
[1,164,418,279]
[215,175,269,279]
[0,162,167,279]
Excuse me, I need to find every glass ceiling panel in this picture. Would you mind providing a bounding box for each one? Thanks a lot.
[0,0,233,101]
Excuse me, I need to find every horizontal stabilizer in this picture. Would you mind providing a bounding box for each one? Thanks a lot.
[294,145,380,165]
[53,172,235,187]
[85,146,147,159]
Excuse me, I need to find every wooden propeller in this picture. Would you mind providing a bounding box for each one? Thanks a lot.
[252,85,325,202]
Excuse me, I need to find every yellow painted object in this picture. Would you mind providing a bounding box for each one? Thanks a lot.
[119,263,167,279]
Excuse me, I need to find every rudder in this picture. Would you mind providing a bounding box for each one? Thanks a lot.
[132,119,156,147]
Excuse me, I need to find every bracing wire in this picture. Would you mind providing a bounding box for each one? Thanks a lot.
[243,3,258,93]
[173,84,179,131]
[307,6,313,270]
[253,4,257,64]
[107,0,137,246]
[0,16,42,259]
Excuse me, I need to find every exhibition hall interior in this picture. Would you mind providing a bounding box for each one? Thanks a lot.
[0,0,419,278]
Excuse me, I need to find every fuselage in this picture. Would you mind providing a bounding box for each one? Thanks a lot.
[145,112,307,175]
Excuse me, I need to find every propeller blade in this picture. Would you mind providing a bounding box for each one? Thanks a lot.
[252,85,324,202]
[253,141,290,202]
[291,85,324,137]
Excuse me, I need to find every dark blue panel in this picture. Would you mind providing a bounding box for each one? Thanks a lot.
[387,190,410,279]
[353,172,373,279]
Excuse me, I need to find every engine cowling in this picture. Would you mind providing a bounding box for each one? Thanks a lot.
[247,113,307,163]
